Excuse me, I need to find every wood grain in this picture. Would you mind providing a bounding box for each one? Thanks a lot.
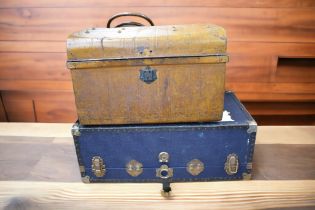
[1,123,315,144]
[0,95,7,122]
[244,102,315,115]
[34,100,77,123]
[253,115,315,126]
[0,181,314,210]
[0,8,314,42]
[2,98,36,122]
[0,53,70,81]
[253,144,315,180]
[2,0,315,8]
[0,80,73,91]
[0,41,65,53]
[1,91,76,123]
[276,58,315,83]
[235,92,315,102]
[1,91,74,101]
[227,42,315,83]
[256,126,315,144]
[0,123,73,138]
[227,83,315,94]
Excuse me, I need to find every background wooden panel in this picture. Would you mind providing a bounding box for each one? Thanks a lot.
[0,96,7,122]
[2,99,35,122]
[1,91,77,123]
[35,100,76,122]
[276,58,315,83]
[2,0,315,8]
[0,0,314,124]
[0,7,314,42]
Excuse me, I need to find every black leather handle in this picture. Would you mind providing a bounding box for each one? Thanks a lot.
[107,12,154,28]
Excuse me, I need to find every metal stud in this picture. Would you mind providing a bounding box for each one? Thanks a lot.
[126,160,143,177]
[158,152,170,163]
[186,159,204,176]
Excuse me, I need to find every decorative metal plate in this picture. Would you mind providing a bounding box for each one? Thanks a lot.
[126,160,143,177]
[91,156,106,177]
[139,66,157,84]
[186,159,204,176]
[224,153,239,175]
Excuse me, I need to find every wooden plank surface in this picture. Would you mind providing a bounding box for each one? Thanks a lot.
[0,124,314,209]
[244,102,315,115]
[2,0,315,8]
[1,7,314,43]
[1,91,77,123]
[0,181,315,210]
[0,96,7,122]
[0,123,314,143]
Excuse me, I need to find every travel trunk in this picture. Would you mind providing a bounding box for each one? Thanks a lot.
[72,91,257,192]
[67,23,228,125]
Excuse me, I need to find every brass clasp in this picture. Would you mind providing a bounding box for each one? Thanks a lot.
[126,160,143,177]
[91,156,106,177]
[224,153,239,175]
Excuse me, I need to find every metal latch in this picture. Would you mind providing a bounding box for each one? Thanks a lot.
[91,156,106,177]
[156,164,173,179]
[224,153,239,175]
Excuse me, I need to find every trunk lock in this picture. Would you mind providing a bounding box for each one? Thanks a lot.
[156,164,173,179]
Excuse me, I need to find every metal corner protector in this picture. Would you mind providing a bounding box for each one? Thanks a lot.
[71,123,81,136]
[82,175,90,183]
[247,120,257,134]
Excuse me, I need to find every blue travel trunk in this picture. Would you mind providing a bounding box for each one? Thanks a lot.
[72,91,257,191]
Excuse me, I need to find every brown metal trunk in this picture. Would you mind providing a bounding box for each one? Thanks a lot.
[67,24,228,125]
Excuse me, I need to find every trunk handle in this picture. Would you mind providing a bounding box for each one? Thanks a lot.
[107,12,155,28]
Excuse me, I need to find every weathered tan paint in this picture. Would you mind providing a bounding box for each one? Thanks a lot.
[67,24,228,125]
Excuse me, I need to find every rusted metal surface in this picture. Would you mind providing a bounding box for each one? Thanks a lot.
[67,24,228,125]
[67,24,227,61]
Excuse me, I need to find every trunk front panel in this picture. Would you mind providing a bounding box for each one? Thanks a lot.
[71,63,225,125]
